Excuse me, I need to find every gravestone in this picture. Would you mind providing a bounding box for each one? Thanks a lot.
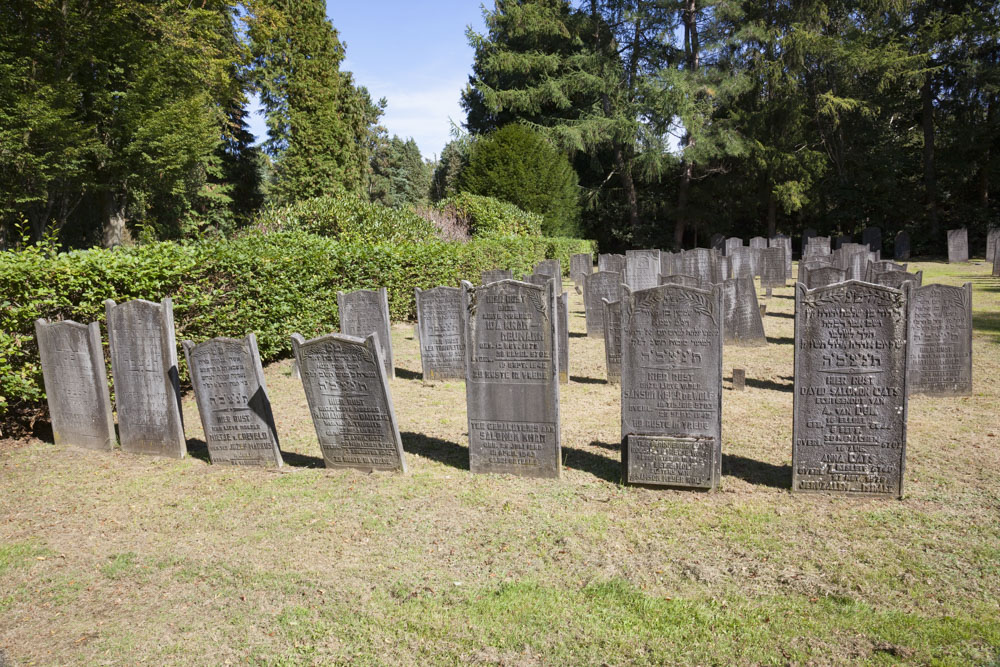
[522,273,552,287]
[660,251,676,278]
[894,231,911,261]
[182,334,283,467]
[338,287,394,378]
[292,332,406,471]
[683,248,715,284]
[482,269,513,284]
[584,271,623,337]
[105,298,186,458]
[749,237,768,276]
[659,274,703,288]
[792,281,908,497]
[986,228,1000,264]
[414,286,465,380]
[994,249,1000,277]
[874,269,922,290]
[759,246,786,289]
[603,299,622,384]
[710,233,726,252]
[798,255,834,284]
[620,284,723,489]
[802,228,817,249]
[842,246,870,281]
[732,368,746,391]
[558,291,569,385]
[34,319,116,451]
[535,259,562,283]
[867,260,906,276]
[804,266,847,289]
[598,253,626,275]
[804,236,831,257]
[770,235,793,279]
[625,249,662,290]
[729,246,754,280]
[947,228,969,263]
[720,277,766,346]
[862,227,882,253]
[462,279,560,478]
[713,254,732,284]
[833,234,850,250]
[908,283,973,396]
[725,237,743,256]
[570,253,592,289]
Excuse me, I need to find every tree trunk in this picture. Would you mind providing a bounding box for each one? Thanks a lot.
[675,160,692,250]
[674,0,698,251]
[613,141,640,235]
[921,72,937,235]
[767,189,777,238]
[102,190,128,248]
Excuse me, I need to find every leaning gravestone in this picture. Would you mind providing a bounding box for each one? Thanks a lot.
[759,246,786,289]
[625,249,661,290]
[558,291,569,385]
[874,269,922,290]
[462,279,560,478]
[414,286,465,380]
[34,318,116,451]
[584,271,623,337]
[570,253,592,288]
[862,227,882,253]
[894,231,911,261]
[182,334,283,467]
[338,287,394,379]
[986,228,1000,264]
[535,259,562,283]
[482,269,513,284]
[105,298,186,458]
[598,253,626,275]
[908,283,973,396]
[947,228,969,263]
[292,332,406,471]
[620,284,723,489]
[659,274,703,288]
[792,281,908,497]
[720,277,766,346]
[602,298,622,384]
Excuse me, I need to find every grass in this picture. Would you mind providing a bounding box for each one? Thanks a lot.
[1,257,999,664]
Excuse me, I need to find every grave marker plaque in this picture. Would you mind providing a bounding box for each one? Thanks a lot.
[625,249,662,290]
[463,280,560,478]
[602,298,621,384]
[792,281,908,498]
[584,271,623,337]
[105,298,186,458]
[760,246,786,288]
[908,283,972,396]
[415,286,465,380]
[182,334,283,467]
[894,231,911,261]
[35,319,116,451]
[598,253,626,274]
[292,332,406,471]
[338,287,394,378]
[482,269,513,284]
[720,277,766,346]
[947,228,969,263]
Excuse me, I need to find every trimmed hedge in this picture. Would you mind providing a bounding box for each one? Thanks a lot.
[439,193,543,237]
[0,231,595,424]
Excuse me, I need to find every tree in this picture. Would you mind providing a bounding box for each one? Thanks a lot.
[368,135,432,208]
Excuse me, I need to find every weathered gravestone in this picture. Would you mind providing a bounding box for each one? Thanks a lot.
[535,259,562,283]
[681,248,715,284]
[710,233,726,252]
[598,253,626,275]
[462,280,560,478]
[792,281,908,497]
[584,271,623,337]
[760,246,787,289]
[802,228,817,248]
[482,269,513,284]
[894,231,911,261]
[749,236,768,276]
[570,253,592,289]
[804,266,847,289]
[602,299,621,384]
[414,286,465,380]
[522,273,552,287]
[862,227,882,253]
[713,254,732,284]
[729,246,754,280]
[34,318,116,451]
[338,287,394,379]
[874,270,922,290]
[620,284,723,489]
[770,234,793,278]
[182,334,283,467]
[947,228,969,263]
[841,245,871,281]
[908,283,972,396]
[720,277,766,346]
[804,236,831,257]
[292,332,406,471]
[625,249,661,290]
[987,228,1000,264]
[558,292,569,385]
[659,251,676,278]
[798,256,835,285]
[833,234,850,250]
[995,249,1000,277]
[725,237,743,256]
[105,298,186,458]
[659,274,703,288]
[866,260,907,279]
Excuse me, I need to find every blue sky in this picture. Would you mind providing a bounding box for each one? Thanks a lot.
[247,1,487,161]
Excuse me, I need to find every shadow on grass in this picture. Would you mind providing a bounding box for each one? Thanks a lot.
[280,450,324,468]
[725,375,794,393]
[401,431,468,470]
[723,454,791,489]
[765,336,795,345]
[973,310,1000,342]
[569,332,588,338]
[185,438,211,463]
[562,445,620,483]
[588,439,620,452]
[571,375,608,385]
[394,368,423,381]
[767,311,794,319]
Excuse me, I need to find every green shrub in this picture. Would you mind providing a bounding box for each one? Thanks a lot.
[439,193,543,237]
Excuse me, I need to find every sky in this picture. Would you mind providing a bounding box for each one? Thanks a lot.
[247,1,487,161]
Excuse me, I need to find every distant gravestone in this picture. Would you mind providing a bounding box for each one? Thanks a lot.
[602,298,622,384]
[894,231,911,261]
[34,318,116,451]
[908,283,973,396]
[874,269,922,290]
[947,228,969,263]
[867,260,906,277]
[770,235,793,278]
[414,286,465,380]
[802,228,817,249]
[729,246,754,280]
[749,237,768,276]
[182,334,283,467]
[759,246,786,289]
[338,287,394,379]
[797,256,834,285]
[720,277,766,346]
[463,279,560,478]
[620,284,723,489]
[584,271,623,337]
[625,249,661,290]
[292,332,405,471]
[558,291,569,385]
[482,269,513,284]
[994,249,1000,277]
[725,237,743,256]
[659,274,703,288]
[732,368,746,391]
[105,298,186,458]
[792,281,908,497]
[598,253,626,275]
[713,254,732,284]
[843,246,870,281]
[804,236,831,257]
[522,273,552,287]
[710,233,726,252]
[682,248,715,284]
[986,228,1000,264]
[535,259,562,282]
[833,234,850,250]
[570,253,592,288]
[804,266,847,289]
[862,227,882,253]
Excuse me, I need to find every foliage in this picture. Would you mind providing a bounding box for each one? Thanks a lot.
[368,135,433,208]
[439,193,543,238]
[430,133,474,202]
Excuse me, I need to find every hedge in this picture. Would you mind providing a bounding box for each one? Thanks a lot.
[0,231,595,425]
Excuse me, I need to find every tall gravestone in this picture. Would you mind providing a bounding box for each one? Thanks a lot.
[908,283,973,396]
[759,246,786,288]
[105,298,186,458]
[843,246,870,281]
[570,253,592,288]
[535,259,562,282]
[558,291,569,385]
[749,237,768,277]
[874,270,922,290]
[462,279,560,478]
[602,299,622,384]
[598,253,626,275]
[729,246,754,280]
[625,249,661,290]
[414,286,465,380]
[804,266,847,289]
[947,228,969,263]
[894,231,911,261]
[584,271,623,337]
[725,237,743,256]
[713,254,732,284]
[792,281,908,497]
[292,332,406,471]
[986,228,1000,264]
[770,234,793,279]
[862,227,882,253]
[482,269,513,284]
[720,277,766,346]
[682,248,714,284]
[620,284,723,489]
[35,319,116,451]
[338,287,394,379]
[182,334,283,467]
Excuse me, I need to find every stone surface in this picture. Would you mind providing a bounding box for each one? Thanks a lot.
[994,249,1000,277]
[729,246,754,280]
[732,368,745,391]
[840,245,871,281]
[659,273,704,288]
[105,298,186,458]
[866,260,906,280]
[414,286,466,380]
[522,273,552,288]
[482,269,513,284]
[602,298,621,384]
[584,271,623,337]
[625,249,662,290]
[35,318,116,451]
[659,251,676,278]
[894,231,911,261]
[292,332,406,471]
[620,284,723,489]
[463,280,560,478]
[598,253,626,275]
[759,246,786,288]
[725,237,743,256]
[535,259,562,282]
[182,334,283,467]
[720,277,766,346]
[338,287,394,378]
[804,266,847,289]
[710,233,726,252]
[804,236,831,257]
[558,291,569,385]
[713,255,732,284]
[792,281,908,497]
[770,235,793,278]
[797,256,834,285]
[749,237,768,276]
[947,228,969,263]
[570,253,593,288]
[873,269,922,290]
[987,228,1000,264]
[833,234,850,250]
[908,283,973,396]
[680,248,714,284]
[862,227,882,253]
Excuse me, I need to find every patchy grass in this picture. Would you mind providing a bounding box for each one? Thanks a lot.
[1,259,999,664]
